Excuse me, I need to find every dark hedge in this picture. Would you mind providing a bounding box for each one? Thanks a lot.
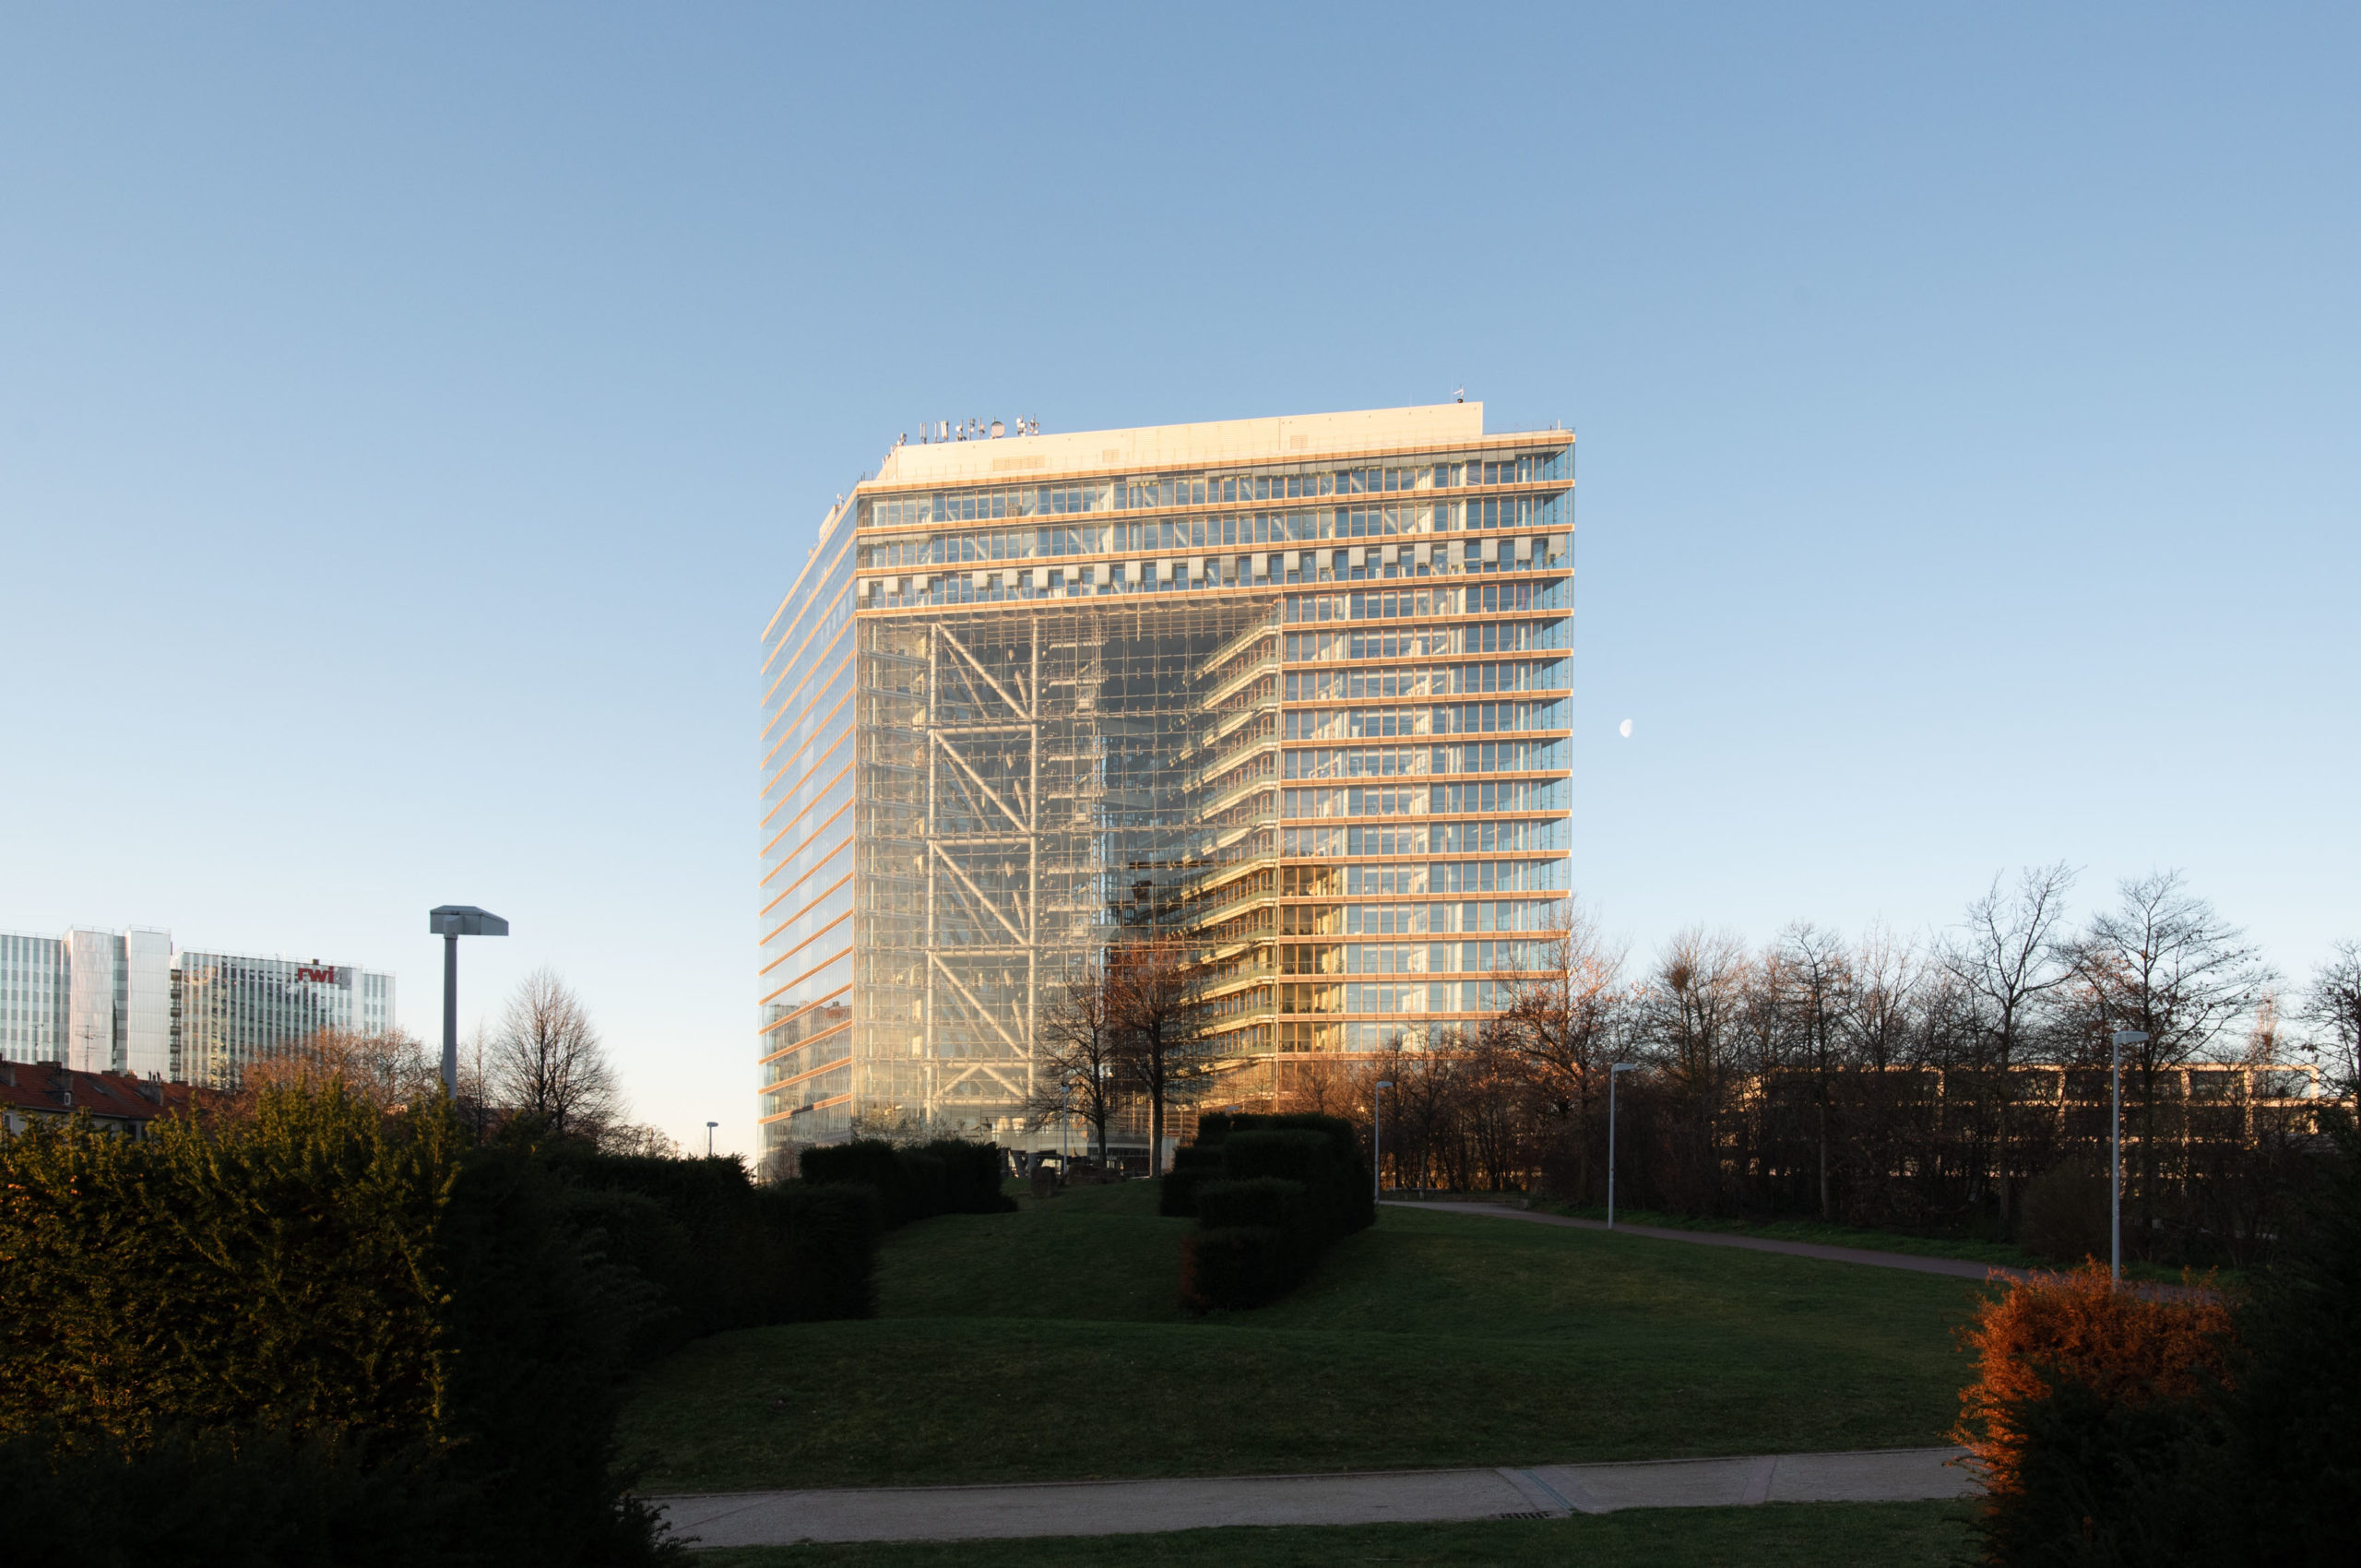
[0,1087,881,1564]
[797,1137,1014,1229]
[1172,1116,1373,1313]
[1157,1144,1227,1218]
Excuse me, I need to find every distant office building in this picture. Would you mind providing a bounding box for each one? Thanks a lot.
[0,932,70,1065]
[0,927,395,1087]
[758,403,1574,1156]
[173,951,397,1089]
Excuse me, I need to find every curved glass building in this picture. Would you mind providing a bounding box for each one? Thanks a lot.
[758,404,1574,1159]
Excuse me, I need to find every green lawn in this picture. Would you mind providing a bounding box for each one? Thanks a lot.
[620,1182,1987,1492]
[1540,1201,2045,1270]
[1538,1199,2225,1285]
[696,1501,1977,1568]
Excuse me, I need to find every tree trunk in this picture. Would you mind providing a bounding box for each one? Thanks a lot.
[1817,1091,1831,1221]
[1148,1085,1164,1177]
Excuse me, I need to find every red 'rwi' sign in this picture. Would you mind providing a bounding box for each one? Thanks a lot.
[296,966,344,985]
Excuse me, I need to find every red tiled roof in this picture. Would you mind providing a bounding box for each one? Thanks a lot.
[0,1062,216,1127]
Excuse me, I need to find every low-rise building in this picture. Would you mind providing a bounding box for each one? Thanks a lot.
[0,1060,213,1138]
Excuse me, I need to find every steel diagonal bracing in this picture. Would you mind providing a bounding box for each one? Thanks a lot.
[938,624,1031,722]
[937,1060,1029,1099]
[931,730,1030,835]
[931,842,1029,945]
[928,950,1026,1056]
[919,619,1045,1130]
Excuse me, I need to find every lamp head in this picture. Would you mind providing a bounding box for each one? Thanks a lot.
[1376,1079,1394,1088]
[430,906,509,938]
[2109,1029,2150,1047]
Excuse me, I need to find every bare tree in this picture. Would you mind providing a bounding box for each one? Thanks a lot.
[1779,922,1853,1220]
[1634,927,1750,1209]
[599,1123,684,1158]
[1846,923,1922,1072]
[488,968,621,1141]
[1495,902,1628,1204]
[1107,939,1220,1174]
[1025,959,1127,1163]
[2301,940,2361,1100]
[2066,871,2272,1255]
[1940,863,2078,1229]
[1275,1053,1357,1117]
[241,1026,436,1111]
[1368,1035,1464,1197]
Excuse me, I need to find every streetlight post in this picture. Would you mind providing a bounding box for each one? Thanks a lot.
[2108,1029,2147,1285]
[1608,1063,1638,1229]
[1373,1080,1394,1204]
[429,906,508,1097]
[706,1122,718,1158]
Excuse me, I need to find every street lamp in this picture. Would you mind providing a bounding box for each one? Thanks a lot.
[2108,1029,2148,1284]
[1608,1063,1639,1229]
[1373,1080,1395,1204]
[429,906,508,1097]
[706,1121,718,1158]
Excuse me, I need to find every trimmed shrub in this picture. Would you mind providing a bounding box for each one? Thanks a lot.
[1954,1262,2233,1565]
[1171,1117,1375,1313]
[1195,1176,1311,1237]
[0,1084,458,1447]
[0,1424,484,1567]
[552,1158,880,1358]
[1260,1113,1377,1232]
[1158,1143,1226,1218]
[797,1138,1012,1228]
[919,1138,1017,1216]
[1179,1226,1294,1312]
[1222,1130,1347,1245]
[799,1139,922,1226]
[0,1087,887,1564]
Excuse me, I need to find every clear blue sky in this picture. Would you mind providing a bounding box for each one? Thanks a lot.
[3,5,2354,1155]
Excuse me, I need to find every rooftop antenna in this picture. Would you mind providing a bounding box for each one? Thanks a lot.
[1453,386,1465,403]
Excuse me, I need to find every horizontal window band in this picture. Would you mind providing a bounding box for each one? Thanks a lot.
[759,1016,850,1067]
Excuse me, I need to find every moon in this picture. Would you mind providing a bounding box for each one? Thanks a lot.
[1618,719,1633,739]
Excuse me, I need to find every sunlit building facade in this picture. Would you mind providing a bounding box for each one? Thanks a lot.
[172,952,397,1089]
[0,926,394,1086]
[758,404,1574,1157]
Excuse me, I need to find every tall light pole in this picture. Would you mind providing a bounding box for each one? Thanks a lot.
[1373,1080,1394,1203]
[706,1121,718,1158]
[1608,1063,1638,1229]
[429,906,508,1097]
[2108,1029,2147,1284]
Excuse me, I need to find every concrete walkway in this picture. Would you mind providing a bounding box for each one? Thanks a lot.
[1390,1200,2032,1284]
[650,1447,1972,1548]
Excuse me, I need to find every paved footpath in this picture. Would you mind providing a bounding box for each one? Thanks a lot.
[649,1448,1973,1548]
[1391,1200,2034,1282]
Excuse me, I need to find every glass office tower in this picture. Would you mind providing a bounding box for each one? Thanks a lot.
[758,404,1574,1158]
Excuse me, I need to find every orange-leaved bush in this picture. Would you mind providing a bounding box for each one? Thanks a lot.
[1954,1263,2233,1563]
[1956,1263,2232,1492]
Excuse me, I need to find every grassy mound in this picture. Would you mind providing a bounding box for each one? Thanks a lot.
[620,1182,1984,1492]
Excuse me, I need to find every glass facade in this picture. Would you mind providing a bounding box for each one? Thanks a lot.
[0,932,69,1065]
[0,926,393,1086]
[759,404,1575,1157]
[172,953,397,1089]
